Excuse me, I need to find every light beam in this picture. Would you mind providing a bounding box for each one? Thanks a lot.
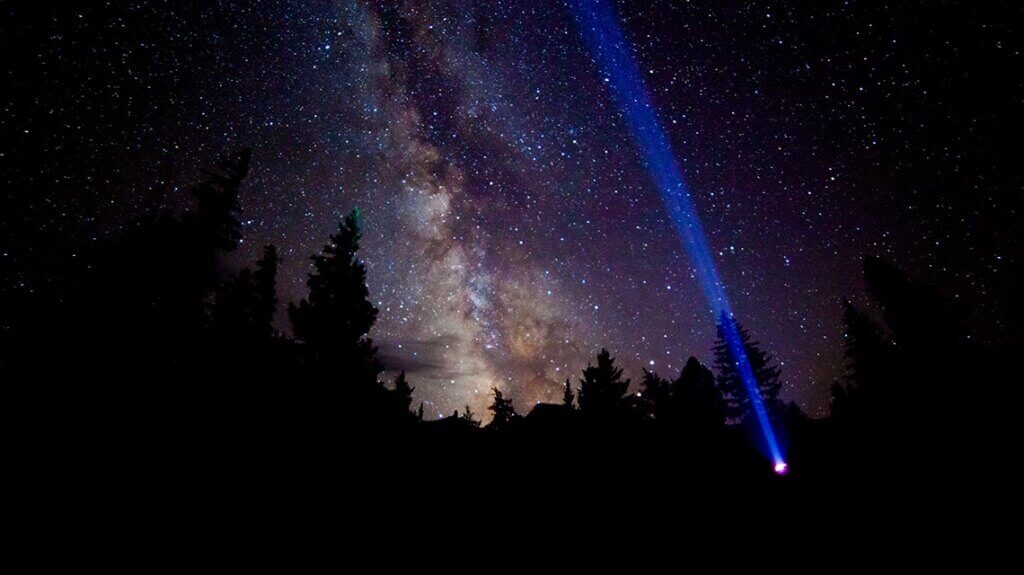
[568,0,786,471]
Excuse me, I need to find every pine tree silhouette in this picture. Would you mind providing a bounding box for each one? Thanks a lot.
[577,348,631,419]
[190,149,248,251]
[72,148,252,373]
[829,300,896,424]
[562,378,575,410]
[252,245,280,338]
[212,244,280,341]
[289,209,381,386]
[831,257,975,436]
[639,368,670,419]
[864,255,967,354]
[825,256,987,475]
[392,371,415,413]
[712,313,783,424]
[487,387,518,429]
[672,356,726,430]
[640,357,725,430]
[166,148,251,336]
[461,404,481,428]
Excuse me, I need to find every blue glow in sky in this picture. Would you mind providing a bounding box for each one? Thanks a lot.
[568,0,785,466]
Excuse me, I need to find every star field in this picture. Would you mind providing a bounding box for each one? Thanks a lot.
[3,1,1020,418]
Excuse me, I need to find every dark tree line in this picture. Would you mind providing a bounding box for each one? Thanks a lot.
[3,150,1006,480]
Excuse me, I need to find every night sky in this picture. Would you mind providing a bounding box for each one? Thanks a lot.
[3,1,1020,418]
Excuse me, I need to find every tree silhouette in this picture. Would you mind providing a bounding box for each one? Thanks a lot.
[163,148,251,334]
[392,371,415,413]
[712,313,783,424]
[829,300,897,425]
[251,245,280,337]
[62,148,253,373]
[672,356,726,430]
[864,255,967,354]
[487,387,518,429]
[562,378,575,410]
[824,256,988,474]
[461,404,481,428]
[211,244,280,341]
[577,348,631,419]
[167,149,252,330]
[640,357,725,430]
[190,149,248,251]
[830,257,976,436]
[289,209,381,386]
[639,368,669,419]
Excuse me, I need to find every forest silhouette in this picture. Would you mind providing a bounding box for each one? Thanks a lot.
[2,150,1007,484]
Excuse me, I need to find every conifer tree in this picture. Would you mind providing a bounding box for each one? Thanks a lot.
[392,371,414,414]
[830,300,895,423]
[639,368,669,419]
[289,209,381,385]
[487,387,518,428]
[562,378,575,410]
[672,356,726,429]
[461,404,481,428]
[212,244,280,341]
[712,313,783,423]
[577,348,631,418]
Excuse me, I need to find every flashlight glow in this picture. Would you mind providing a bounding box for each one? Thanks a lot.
[568,0,786,469]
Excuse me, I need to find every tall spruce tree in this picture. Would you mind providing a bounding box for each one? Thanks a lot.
[251,244,280,338]
[712,312,783,424]
[577,348,631,418]
[289,209,381,386]
[191,149,248,252]
[562,378,575,410]
[392,371,415,413]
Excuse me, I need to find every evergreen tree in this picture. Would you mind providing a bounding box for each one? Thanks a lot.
[487,387,518,428]
[863,255,966,354]
[82,149,251,371]
[577,348,631,418]
[392,371,415,413]
[190,149,249,252]
[461,404,481,428]
[562,378,575,409]
[172,148,251,328]
[640,357,725,429]
[211,244,280,341]
[639,368,670,419]
[712,313,783,424]
[251,244,280,338]
[671,356,726,429]
[830,300,896,423]
[289,209,381,385]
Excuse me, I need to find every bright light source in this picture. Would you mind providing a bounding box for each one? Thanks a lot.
[774,462,789,475]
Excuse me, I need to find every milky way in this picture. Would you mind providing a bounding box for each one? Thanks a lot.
[5,1,1020,419]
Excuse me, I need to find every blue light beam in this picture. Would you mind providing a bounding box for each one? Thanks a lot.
[568,0,785,470]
